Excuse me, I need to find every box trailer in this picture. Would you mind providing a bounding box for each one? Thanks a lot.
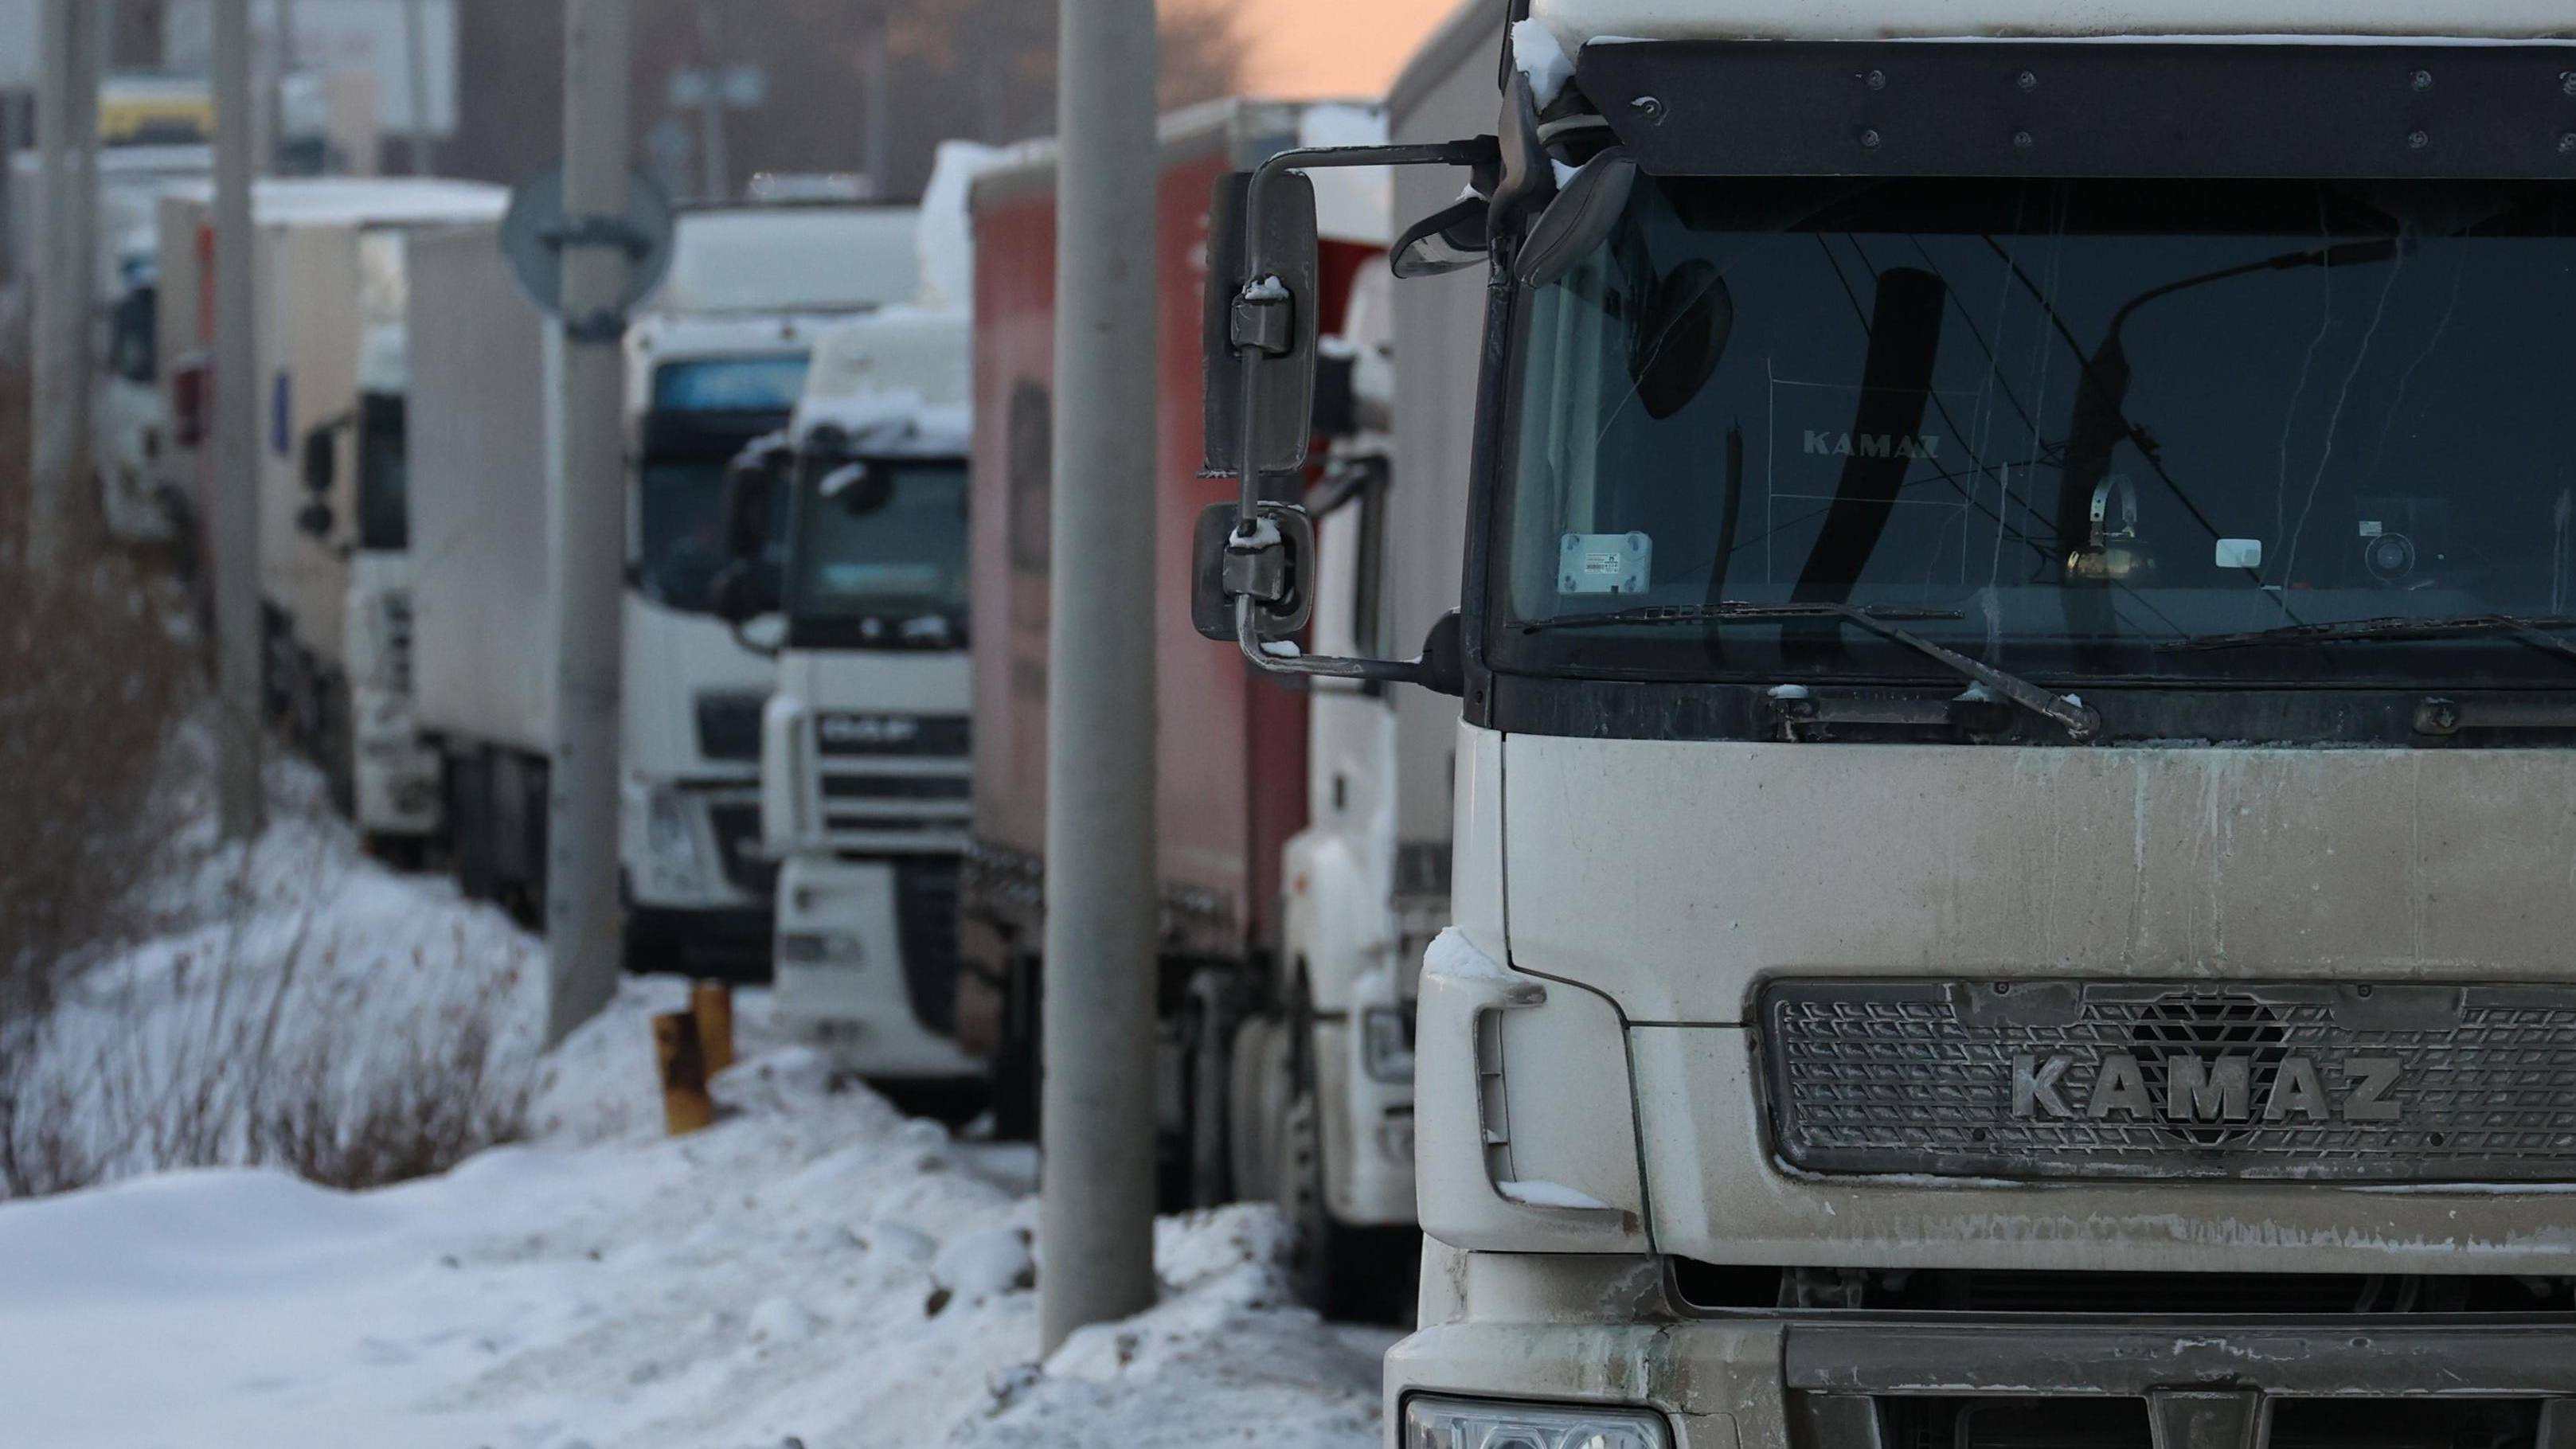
[958,97,1394,1247]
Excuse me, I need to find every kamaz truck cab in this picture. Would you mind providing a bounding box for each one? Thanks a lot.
[1197,2,2576,1443]
[716,307,979,1080]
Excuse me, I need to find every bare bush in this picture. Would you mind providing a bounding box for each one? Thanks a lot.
[246,951,534,1191]
[2,840,537,1201]
[0,354,199,1017]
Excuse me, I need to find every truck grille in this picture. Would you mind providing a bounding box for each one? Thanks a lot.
[1765,980,2576,1181]
[895,857,962,1036]
[695,693,766,763]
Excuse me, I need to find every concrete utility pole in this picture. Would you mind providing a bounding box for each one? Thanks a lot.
[213,0,265,841]
[402,0,433,175]
[544,0,635,1046]
[28,0,102,571]
[1038,0,1160,1354]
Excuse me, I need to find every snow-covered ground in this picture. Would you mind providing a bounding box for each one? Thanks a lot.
[0,764,1396,1447]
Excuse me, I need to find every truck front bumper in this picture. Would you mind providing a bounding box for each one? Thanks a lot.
[1391,1303,2576,1447]
[772,856,979,1082]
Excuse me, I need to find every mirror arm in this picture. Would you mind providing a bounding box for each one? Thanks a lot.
[1234,596,1424,685]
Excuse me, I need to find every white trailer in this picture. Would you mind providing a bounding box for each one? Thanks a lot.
[156,177,504,843]
[405,221,553,904]
[8,143,213,543]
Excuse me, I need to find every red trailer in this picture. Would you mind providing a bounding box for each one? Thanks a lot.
[960,99,1384,1174]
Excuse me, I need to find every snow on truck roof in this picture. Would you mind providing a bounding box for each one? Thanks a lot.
[649,205,921,316]
[160,176,508,228]
[969,96,1391,246]
[1526,0,2576,46]
[791,307,973,455]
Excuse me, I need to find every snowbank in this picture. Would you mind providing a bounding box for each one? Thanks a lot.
[0,754,1392,1447]
[0,1058,1390,1448]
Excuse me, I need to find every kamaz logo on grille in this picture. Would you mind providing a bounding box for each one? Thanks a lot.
[819,714,921,748]
[2011,1052,2403,1123]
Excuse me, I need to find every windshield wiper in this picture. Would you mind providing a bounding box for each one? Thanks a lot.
[1523,601,2103,739]
[2160,614,2576,665]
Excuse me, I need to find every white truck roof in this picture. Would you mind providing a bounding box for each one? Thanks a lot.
[160,175,507,228]
[790,307,971,457]
[650,205,921,315]
[1529,0,2576,47]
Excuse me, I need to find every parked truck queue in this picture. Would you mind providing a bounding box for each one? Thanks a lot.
[48,3,2576,1435]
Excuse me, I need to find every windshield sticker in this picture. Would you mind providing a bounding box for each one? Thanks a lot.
[1560,532,1652,595]
[2215,538,2265,570]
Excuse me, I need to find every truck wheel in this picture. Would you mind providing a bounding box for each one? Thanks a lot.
[1185,971,1242,1209]
[1226,1014,1290,1201]
[990,953,1042,1142]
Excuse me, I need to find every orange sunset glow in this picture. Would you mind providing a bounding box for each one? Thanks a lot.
[1225,0,1468,98]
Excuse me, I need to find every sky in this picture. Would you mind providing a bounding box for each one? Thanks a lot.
[1230,0,1467,99]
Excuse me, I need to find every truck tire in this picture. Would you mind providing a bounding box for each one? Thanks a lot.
[1227,1014,1291,1201]
[448,750,498,901]
[991,953,1042,1142]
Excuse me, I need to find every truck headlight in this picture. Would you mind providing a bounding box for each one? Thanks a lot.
[1405,1396,1670,1449]
[1362,1006,1416,1081]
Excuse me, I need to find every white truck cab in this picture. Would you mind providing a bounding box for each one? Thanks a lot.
[619,309,842,969]
[1196,2,2576,1442]
[728,307,979,1079]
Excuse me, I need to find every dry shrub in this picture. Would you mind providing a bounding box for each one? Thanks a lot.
[0,353,197,1014]
[2,903,535,1201]
[245,953,534,1191]
[0,346,203,1197]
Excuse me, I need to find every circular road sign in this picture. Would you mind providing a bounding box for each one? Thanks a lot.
[499,163,677,319]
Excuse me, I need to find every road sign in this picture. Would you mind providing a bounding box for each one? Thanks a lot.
[498,162,676,321]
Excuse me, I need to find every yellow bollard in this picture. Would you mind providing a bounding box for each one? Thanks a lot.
[654,1009,714,1136]
[692,980,736,1078]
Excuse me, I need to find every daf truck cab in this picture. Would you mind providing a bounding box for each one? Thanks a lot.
[1198,2,2576,1443]
[714,307,979,1079]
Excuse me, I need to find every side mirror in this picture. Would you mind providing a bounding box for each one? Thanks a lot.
[1191,499,1315,642]
[1485,72,1558,240]
[301,425,337,494]
[710,560,778,626]
[1202,169,1321,480]
[1515,149,1637,287]
[1631,261,1734,421]
[721,451,779,563]
[1390,197,1490,279]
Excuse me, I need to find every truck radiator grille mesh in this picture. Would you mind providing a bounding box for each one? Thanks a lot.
[1764,980,2576,1181]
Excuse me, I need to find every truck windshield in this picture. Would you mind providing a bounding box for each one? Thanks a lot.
[639,355,807,614]
[1495,175,2576,687]
[785,458,969,646]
